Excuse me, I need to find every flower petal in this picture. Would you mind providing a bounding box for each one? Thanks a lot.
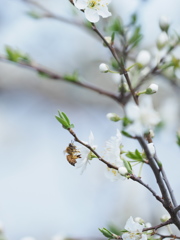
[73,0,87,9]
[85,8,100,22]
[97,6,112,18]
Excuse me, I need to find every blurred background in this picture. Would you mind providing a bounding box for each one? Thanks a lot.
[0,0,180,239]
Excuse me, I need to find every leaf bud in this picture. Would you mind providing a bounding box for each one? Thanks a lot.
[106,113,121,122]
[99,228,114,238]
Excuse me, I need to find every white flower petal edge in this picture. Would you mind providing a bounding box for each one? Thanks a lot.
[104,130,125,181]
[75,131,97,173]
[125,96,160,136]
[122,217,147,240]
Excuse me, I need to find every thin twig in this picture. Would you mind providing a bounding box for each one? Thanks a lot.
[91,24,138,105]
[68,129,164,205]
[143,218,173,232]
[0,55,120,103]
[130,175,163,204]
[175,206,180,214]
[23,0,83,27]
[68,128,118,169]
[155,233,180,239]
[137,136,180,229]
[154,155,178,209]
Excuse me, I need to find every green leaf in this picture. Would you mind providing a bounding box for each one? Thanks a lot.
[26,11,42,19]
[5,46,31,63]
[55,111,74,129]
[176,132,180,146]
[123,159,132,174]
[130,13,137,25]
[121,130,133,138]
[128,26,142,48]
[63,71,79,82]
[122,117,132,127]
[38,71,51,78]
[61,112,71,125]
[108,224,122,236]
[126,149,144,162]
[111,32,115,43]
[108,17,124,35]
[99,228,114,239]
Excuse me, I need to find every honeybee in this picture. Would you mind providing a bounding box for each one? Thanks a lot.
[64,142,81,166]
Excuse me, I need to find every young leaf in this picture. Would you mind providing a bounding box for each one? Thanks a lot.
[99,228,114,239]
[55,111,74,129]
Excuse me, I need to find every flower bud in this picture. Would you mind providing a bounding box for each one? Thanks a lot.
[136,50,151,68]
[118,166,128,176]
[135,217,144,224]
[160,214,170,222]
[106,113,121,122]
[149,129,155,138]
[103,36,112,46]
[145,83,159,94]
[145,222,152,228]
[159,16,170,32]
[147,143,155,156]
[157,32,169,50]
[99,63,109,73]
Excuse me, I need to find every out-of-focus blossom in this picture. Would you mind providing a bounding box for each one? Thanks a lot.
[122,216,147,240]
[75,131,97,173]
[136,50,151,67]
[104,130,125,181]
[125,97,160,136]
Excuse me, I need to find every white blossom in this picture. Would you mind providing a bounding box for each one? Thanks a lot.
[104,130,125,181]
[99,63,109,73]
[159,16,170,32]
[73,0,112,23]
[136,50,151,67]
[157,32,169,49]
[118,166,128,176]
[125,97,160,136]
[122,216,147,240]
[75,131,97,173]
[147,143,155,156]
[161,214,170,222]
[146,83,159,94]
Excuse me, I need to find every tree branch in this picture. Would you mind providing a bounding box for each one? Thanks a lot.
[23,0,83,27]
[137,136,180,229]
[143,218,173,232]
[0,55,121,103]
[68,128,119,169]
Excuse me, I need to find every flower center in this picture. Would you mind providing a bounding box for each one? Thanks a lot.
[88,0,100,8]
